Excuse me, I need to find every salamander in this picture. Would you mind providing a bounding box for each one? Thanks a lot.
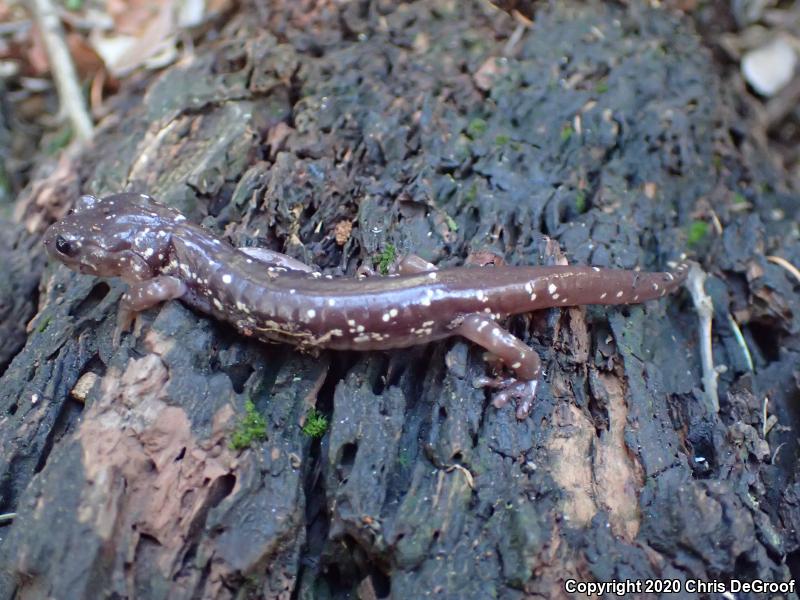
[43,193,688,418]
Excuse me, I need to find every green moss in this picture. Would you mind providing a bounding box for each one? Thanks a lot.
[732,191,746,204]
[463,184,478,204]
[37,315,52,333]
[575,190,587,213]
[560,124,574,142]
[397,451,410,467]
[229,400,267,450]
[0,162,10,203]
[46,125,73,154]
[445,214,458,232]
[494,134,509,146]
[466,118,488,138]
[687,220,709,247]
[595,81,609,94]
[301,409,329,438]
[375,243,397,275]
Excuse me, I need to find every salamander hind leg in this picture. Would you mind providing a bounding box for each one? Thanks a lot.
[455,314,541,419]
[115,275,187,346]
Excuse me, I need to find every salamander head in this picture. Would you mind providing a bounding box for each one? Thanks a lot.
[44,193,182,281]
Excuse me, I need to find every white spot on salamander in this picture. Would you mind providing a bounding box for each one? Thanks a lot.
[548,283,558,295]
[600,292,607,300]
[222,273,232,284]
[307,309,316,319]
[616,290,624,298]
[389,308,398,318]
[327,298,336,306]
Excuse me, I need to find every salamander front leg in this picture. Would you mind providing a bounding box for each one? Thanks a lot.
[455,314,541,419]
[238,247,315,273]
[115,275,187,346]
[396,254,437,274]
[397,252,504,273]
[357,253,437,278]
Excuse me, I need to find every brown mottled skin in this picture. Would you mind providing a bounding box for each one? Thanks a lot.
[44,193,688,418]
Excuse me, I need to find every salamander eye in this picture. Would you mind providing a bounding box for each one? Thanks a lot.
[55,235,77,257]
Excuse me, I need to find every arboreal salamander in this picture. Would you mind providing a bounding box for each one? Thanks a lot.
[44,193,688,418]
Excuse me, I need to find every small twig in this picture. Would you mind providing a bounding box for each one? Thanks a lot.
[446,463,475,489]
[766,254,800,284]
[503,22,526,55]
[771,442,786,465]
[727,313,754,372]
[764,74,800,130]
[510,8,534,27]
[687,263,719,412]
[0,512,16,525]
[26,0,93,141]
[708,207,724,236]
